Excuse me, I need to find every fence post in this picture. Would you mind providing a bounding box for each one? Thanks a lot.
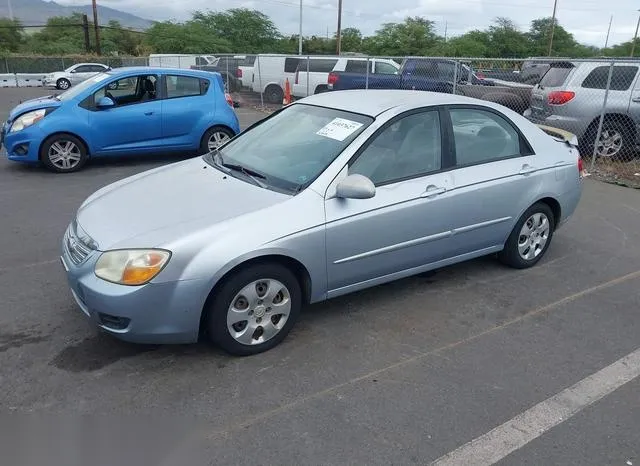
[61,57,65,70]
[590,60,615,171]
[306,55,310,97]
[4,57,8,74]
[365,56,370,90]
[225,55,229,92]
[257,56,264,109]
[452,59,458,95]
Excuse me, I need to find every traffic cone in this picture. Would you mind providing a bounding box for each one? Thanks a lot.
[283,78,292,105]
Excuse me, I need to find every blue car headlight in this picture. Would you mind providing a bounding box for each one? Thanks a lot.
[10,108,54,133]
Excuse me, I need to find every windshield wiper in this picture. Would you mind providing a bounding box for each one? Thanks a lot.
[212,152,268,188]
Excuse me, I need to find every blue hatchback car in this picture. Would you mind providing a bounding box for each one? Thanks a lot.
[1,67,240,172]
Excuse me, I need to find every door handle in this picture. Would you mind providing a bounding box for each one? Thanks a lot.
[421,185,446,198]
[519,164,537,175]
[632,97,640,103]
[144,111,154,116]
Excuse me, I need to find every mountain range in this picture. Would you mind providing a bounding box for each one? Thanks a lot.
[1,0,152,30]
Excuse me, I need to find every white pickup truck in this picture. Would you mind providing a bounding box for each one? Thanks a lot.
[292,57,400,98]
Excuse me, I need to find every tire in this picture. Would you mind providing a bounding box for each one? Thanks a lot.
[498,202,555,269]
[265,85,284,104]
[56,78,71,90]
[206,263,302,356]
[40,133,88,173]
[200,126,234,154]
[581,120,633,160]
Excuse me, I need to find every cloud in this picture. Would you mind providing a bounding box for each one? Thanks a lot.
[54,0,640,47]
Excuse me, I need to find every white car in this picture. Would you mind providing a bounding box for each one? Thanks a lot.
[43,63,111,90]
[292,58,400,98]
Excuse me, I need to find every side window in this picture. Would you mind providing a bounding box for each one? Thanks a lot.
[284,58,301,73]
[350,111,442,185]
[345,60,369,74]
[582,66,638,91]
[308,59,339,72]
[74,65,92,73]
[374,62,398,74]
[450,108,522,166]
[93,75,157,106]
[90,65,107,72]
[200,79,211,94]
[166,75,202,98]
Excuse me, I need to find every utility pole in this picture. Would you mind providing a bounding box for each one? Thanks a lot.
[548,0,558,56]
[444,21,448,43]
[7,0,13,20]
[82,14,91,53]
[631,11,640,57]
[336,0,343,55]
[604,15,613,49]
[298,0,303,55]
[92,0,101,55]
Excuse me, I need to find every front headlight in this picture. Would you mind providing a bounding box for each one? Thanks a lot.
[95,249,171,286]
[10,109,48,133]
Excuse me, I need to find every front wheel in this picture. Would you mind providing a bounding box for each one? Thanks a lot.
[206,264,302,356]
[56,78,71,90]
[498,202,555,269]
[40,134,88,173]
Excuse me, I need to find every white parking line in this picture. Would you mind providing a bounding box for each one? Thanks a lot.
[431,347,640,466]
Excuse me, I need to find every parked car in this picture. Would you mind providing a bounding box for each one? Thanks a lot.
[1,67,239,173]
[43,63,111,90]
[524,60,640,158]
[292,57,400,98]
[60,90,583,355]
[329,58,534,114]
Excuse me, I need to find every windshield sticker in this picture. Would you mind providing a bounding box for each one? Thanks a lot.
[316,118,363,141]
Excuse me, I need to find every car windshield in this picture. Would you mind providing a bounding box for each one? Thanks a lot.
[205,104,373,192]
[56,72,111,101]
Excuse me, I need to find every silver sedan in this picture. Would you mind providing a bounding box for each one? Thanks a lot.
[61,90,584,355]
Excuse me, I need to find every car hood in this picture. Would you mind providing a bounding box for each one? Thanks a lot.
[76,158,291,250]
[8,97,61,121]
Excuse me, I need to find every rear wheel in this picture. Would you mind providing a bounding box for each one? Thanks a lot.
[200,126,234,154]
[56,78,70,90]
[498,202,555,269]
[265,85,284,104]
[582,120,634,160]
[40,134,88,173]
[206,263,302,356]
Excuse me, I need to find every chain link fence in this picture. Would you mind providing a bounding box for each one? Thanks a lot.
[2,53,639,187]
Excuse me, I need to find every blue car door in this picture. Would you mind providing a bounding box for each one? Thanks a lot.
[160,74,210,150]
[87,74,162,154]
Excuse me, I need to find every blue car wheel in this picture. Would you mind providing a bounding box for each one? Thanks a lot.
[40,133,88,173]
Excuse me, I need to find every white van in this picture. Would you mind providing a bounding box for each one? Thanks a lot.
[149,54,216,69]
[292,57,400,98]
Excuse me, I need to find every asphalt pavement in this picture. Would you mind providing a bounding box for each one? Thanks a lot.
[1,87,639,466]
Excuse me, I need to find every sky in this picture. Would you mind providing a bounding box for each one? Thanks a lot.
[55,0,640,47]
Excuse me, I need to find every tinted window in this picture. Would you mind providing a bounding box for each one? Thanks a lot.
[308,59,339,72]
[539,65,573,87]
[93,75,158,106]
[74,65,93,73]
[375,62,398,74]
[582,66,638,91]
[350,111,442,185]
[413,61,456,80]
[166,75,202,98]
[241,55,256,66]
[451,108,521,166]
[345,60,370,74]
[285,58,302,73]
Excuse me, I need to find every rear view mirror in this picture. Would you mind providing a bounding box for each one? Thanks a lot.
[97,96,115,108]
[336,174,376,199]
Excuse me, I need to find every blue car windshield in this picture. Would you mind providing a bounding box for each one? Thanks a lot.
[57,73,112,101]
[207,104,373,192]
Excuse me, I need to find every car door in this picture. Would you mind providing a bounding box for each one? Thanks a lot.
[87,74,163,154]
[160,74,209,149]
[69,65,95,84]
[444,105,544,257]
[325,109,459,296]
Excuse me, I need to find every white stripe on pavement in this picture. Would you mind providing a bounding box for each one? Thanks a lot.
[431,347,640,466]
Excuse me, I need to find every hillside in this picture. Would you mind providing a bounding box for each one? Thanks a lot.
[1,0,152,30]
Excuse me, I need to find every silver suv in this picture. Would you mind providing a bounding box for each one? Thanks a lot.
[524,60,640,158]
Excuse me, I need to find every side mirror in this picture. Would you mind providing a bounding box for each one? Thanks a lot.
[97,96,115,108]
[335,174,375,199]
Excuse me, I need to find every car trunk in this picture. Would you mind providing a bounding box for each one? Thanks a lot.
[529,62,575,119]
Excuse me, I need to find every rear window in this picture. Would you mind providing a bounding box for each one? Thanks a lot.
[308,59,338,72]
[241,55,256,66]
[285,58,302,73]
[582,66,638,91]
[539,65,573,87]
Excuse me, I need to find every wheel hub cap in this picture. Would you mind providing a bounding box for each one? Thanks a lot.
[517,212,550,261]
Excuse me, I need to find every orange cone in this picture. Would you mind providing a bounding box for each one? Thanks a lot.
[283,78,292,105]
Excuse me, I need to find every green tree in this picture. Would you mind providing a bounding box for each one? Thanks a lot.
[365,17,439,56]
[487,17,531,58]
[191,8,280,53]
[145,20,231,54]
[26,14,86,55]
[101,20,143,55]
[0,17,24,53]
[442,30,492,57]
[528,17,579,56]
[339,27,363,52]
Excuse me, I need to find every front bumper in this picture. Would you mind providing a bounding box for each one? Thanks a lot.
[60,228,210,344]
[2,122,46,163]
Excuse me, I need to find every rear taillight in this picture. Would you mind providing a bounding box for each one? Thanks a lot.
[578,156,585,178]
[225,93,233,107]
[328,72,338,85]
[548,91,575,105]
[477,71,485,79]
[236,68,242,78]
[295,71,299,85]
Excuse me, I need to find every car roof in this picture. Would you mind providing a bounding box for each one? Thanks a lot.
[299,90,498,117]
[107,66,219,78]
